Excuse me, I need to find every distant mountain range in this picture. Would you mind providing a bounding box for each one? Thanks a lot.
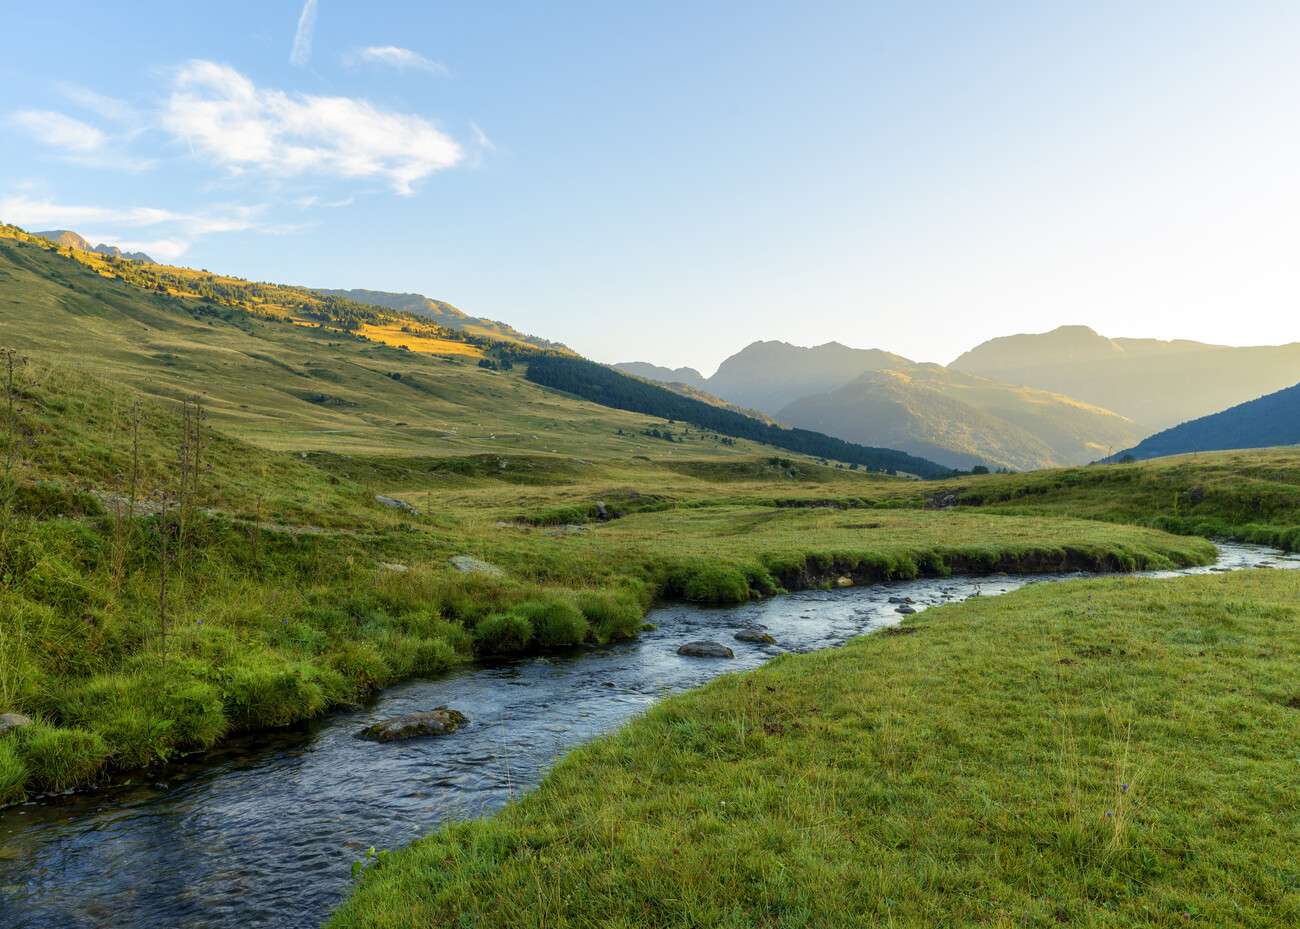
[951,325,1300,433]
[778,364,1138,471]
[315,287,565,351]
[1109,380,1300,461]
[621,326,1300,470]
[35,229,154,263]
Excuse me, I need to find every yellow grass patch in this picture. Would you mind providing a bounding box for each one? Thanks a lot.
[359,323,485,358]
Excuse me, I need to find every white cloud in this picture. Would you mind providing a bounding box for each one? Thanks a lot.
[161,61,463,194]
[290,0,319,67]
[0,193,265,239]
[11,110,106,153]
[348,45,448,76]
[80,235,192,261]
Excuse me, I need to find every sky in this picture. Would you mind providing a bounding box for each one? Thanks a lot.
[2,1,1298,375]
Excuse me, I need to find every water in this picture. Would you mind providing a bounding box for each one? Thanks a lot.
[2,543,1295,929]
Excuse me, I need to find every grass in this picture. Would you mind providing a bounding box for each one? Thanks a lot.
[330,568,1300,929]
[0,353,1214,802]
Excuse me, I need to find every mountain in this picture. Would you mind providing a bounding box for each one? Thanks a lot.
[704,341,913,413]
[952,325,1300,432]
[315,287,564,351]
[525,355,953,478]
[778,364,1140,471]
[34,229,154,262]
[612,362,708,391]
[1109,381,1300,462]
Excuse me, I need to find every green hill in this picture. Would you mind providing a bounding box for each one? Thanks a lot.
[315,287,565,351]
[778,364,1140,471]
[1109,381,1300,461]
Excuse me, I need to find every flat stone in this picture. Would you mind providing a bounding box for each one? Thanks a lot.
[375,494,420,515]
[734,629,777,645]
[677,640,735,659]
[356,708,467,743]
[378,562,409,573]
[0,713,32,738]
[448,555,504,576]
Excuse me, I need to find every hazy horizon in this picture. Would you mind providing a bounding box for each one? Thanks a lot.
[3,2,1298,371]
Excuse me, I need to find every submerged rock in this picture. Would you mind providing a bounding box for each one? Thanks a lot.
[888,596,914,605]
[677,641,735,658]
[0,713,31,738]
[448,555,504,576]
[734,629,777,645]
[357,708,468,743]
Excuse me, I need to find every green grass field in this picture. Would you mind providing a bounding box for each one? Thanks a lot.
[330,568,1300,929]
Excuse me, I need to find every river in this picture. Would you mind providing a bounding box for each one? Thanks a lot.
[1,543,1295,929]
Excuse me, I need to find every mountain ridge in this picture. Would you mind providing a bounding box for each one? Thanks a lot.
[35,228,155,263]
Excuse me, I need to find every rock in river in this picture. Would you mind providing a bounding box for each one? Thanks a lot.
[677,640,735,658]
[896,605,916,615]
[357,708,468,743]
[734,628,777,644]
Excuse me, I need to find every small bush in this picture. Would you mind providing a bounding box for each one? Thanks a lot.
[222,660,328,730]
[577,591,643,643]
[18,723,109,792]
[474,612,533,656]
[515,598,589,650]
[0,740,26,804]
[331,641,392,691]
[668,564,750,604]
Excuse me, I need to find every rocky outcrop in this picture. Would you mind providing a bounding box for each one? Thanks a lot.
[0,713,32,737]
[356,708,467,742]
[448,555,504,576]
[375,494,420,515]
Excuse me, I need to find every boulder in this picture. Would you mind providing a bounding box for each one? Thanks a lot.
[357,708,467,743]
[896,605,916,615]
[378,562,409,573]
[375,494,420,515]
[0,713,31,738]
[677,641,735,659]
[888,596,914,604]
[449,555,504,576]
[734,629,777,645]
[595,501,610,521]
[835,576,854,588]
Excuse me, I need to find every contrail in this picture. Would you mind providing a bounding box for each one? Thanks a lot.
[290,0,319,67]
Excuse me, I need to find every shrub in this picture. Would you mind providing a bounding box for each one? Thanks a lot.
[474,612,533,656]
[0,740,26,804]
[577,591,643,643]
[18,723,109,792]
[222,659,328,730]
[668,564,750,604]
[331,641,392,691]
[515,598,589,650]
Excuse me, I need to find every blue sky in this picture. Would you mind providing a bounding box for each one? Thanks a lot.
[2,2,1298,372]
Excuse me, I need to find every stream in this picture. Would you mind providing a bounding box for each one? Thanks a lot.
[2,543,1296,929]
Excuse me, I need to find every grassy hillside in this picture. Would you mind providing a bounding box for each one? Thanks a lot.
[315,287,564,351]
[936,448,1300,551]
[778,364,1139,470]
[1110,381,1300,462]
[952,325,1300,432]
[331,568,1300,929]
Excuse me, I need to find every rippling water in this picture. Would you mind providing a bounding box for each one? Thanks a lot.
[2,543,1295,929]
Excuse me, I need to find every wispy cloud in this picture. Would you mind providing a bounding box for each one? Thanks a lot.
[290,0,319,67]
[11,110,106,153]
[57,84,139,124]
[470,121,495,152]
[347,45,448,76]
[0,192,267,259]
[161,60,463,194]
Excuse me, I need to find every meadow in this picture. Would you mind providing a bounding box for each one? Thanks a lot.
[330,568,1300,929]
